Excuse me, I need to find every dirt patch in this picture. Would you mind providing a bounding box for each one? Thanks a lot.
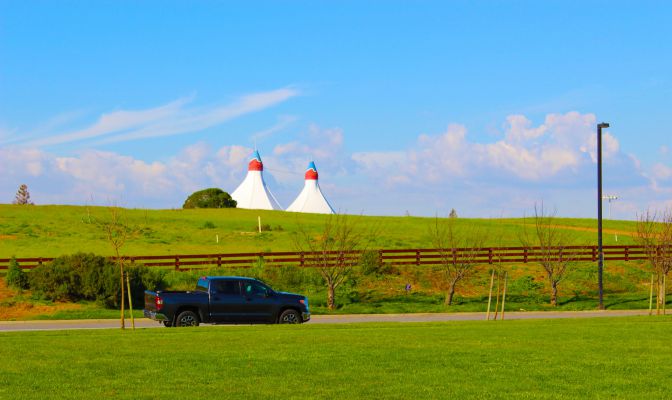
[0,279,82,320]
[0,302,82,320]
[0,234,17,240]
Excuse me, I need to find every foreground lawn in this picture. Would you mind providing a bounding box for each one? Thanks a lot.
[1,317,671,399]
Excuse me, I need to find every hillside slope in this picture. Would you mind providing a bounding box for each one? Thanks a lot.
[0,204,637,257]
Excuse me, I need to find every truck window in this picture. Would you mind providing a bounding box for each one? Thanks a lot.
[242,281,268,297]
[196,278,209,293]
[212,280,241,296]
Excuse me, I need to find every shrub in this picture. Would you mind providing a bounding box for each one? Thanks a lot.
[29,252,166,308]
[183,188,236,209]
[6,257,29,290]
[201,221,216,229]
[360,250,395,276]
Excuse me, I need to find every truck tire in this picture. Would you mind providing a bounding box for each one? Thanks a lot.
[163,320,173,328]
[175,310,200,327]
[278,309,301,324]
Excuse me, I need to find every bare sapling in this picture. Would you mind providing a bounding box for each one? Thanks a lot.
[635,209,672,315]
[292,213,374,310]
[429,216,487,306]
[519,204,579,306]
[97,206,139,329]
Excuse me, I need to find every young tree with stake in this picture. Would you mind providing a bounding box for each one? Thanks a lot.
[635,209,672,315]
[429,216,487,306]
[292,214,372,310]
[519,204,579,306]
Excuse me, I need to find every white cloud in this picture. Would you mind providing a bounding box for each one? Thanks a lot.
[504,114,547,142]
[251,115,298,141]
[652,163,672,181]
[354,111,622,183]
[13,88,299,147]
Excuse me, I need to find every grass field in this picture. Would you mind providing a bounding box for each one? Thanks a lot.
[0,204,654,321]
[1,317,671,399]
[0,204,638,257]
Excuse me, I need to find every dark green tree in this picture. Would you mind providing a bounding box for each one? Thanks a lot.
[183,188,237,209]
[6,257,29,290]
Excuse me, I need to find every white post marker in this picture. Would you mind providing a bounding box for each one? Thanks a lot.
[258,216,262,233]
[216,234,219,243]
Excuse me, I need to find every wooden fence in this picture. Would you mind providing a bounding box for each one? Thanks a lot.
[0,245,654,271]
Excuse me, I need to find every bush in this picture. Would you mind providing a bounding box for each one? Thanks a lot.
[6,257,29,290]
[201,221,216,229]
[183,188,236,209]
[29,252,166,308]
[360,250,395,276]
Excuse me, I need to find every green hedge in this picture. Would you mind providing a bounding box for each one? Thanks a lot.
[29,252,166,308]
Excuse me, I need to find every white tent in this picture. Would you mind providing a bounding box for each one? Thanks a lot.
[231,150,282,210]
[286,161,335,214]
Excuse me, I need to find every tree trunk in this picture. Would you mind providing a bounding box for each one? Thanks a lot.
[445,281,456,305]
[327,284,336,310]
[550,281,558,306]
[657,273,665,315]
[119,262,125,329]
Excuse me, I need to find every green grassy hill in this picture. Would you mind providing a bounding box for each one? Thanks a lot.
[0,204,638,258]
[0,205,655,320]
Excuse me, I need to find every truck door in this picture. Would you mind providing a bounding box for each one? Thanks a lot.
[209,279,246,322]
[240,280,276,322]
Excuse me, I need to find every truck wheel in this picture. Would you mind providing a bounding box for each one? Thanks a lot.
[278,309,301,324]
[175,311,200,327]
[163,320,173,328]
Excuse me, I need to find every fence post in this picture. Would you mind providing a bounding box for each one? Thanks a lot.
[378,250,383,267]
[175,256,180,271]
[416,250,420,266]
[523,248,528,263]
[217,256,222,267]
[300,252,305,267]
[38,258,43,267]
[624,246,629,262]
[592,246,597,262]
[488,248,493,264]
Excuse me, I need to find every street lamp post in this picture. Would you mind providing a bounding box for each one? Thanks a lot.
[597,122,609,310]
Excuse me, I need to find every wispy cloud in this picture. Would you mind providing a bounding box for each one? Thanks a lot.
[250,115,298,142]
[16,88,299,147]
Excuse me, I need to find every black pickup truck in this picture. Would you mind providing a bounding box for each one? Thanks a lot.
[144,276,310,327]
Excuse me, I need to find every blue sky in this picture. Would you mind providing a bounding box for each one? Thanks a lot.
[1,1,671,218]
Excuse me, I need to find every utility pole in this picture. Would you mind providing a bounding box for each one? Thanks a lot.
[597,122,609,310]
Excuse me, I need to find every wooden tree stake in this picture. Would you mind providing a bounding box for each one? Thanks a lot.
[493,272,501,320]
[126,272,135,330]
[663,274,667,316]
[649,274,654,316]
[501,272,508,320]
[486,269,495,320]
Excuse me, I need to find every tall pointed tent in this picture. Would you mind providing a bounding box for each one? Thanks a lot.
[231,150,282,210]
[286,161,335,214]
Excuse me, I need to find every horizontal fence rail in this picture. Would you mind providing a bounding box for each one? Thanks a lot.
[0,245,660,271]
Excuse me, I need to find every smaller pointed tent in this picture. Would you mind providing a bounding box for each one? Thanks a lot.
[231,150,282,210]
[286,161,335,214]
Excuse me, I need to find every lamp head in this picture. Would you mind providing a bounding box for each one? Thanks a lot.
[598,122,610,129]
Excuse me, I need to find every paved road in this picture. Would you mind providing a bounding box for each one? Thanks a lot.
[0,309,657,332]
